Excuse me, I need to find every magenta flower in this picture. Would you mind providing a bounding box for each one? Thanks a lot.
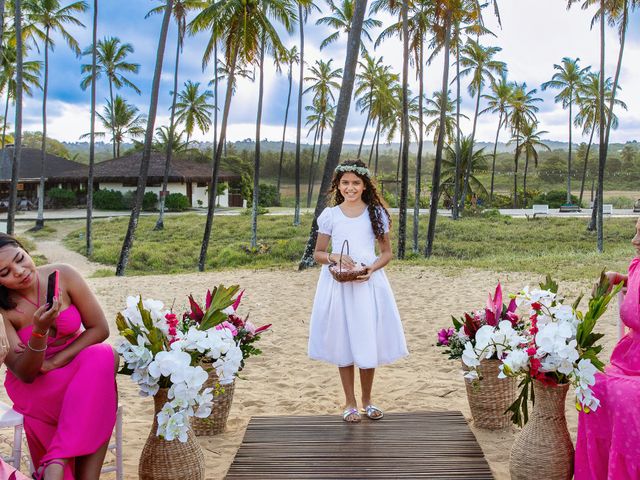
[437,327,455,346]
[216,321,238,336]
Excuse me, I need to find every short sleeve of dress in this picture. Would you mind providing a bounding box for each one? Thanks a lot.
[378,206,390,233]
[317,207,333,235]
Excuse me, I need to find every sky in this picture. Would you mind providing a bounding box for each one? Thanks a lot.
[6,0,640,147]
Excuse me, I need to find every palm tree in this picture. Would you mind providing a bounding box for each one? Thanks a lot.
[0,0,6,62]
[153,125,188,153]
[315,0,381,52]
[574,71,625,205]
[7,0,24,235]
[276,45,298,196]
[23,0,88,230]
[397,0,410,259]
[80,36,141,158]
[95,95,146,157]
[479,73,512,202]
[174,80,213,146]
[85,0,97,256]
[116,0,173,276]
[191,0,295,270]
[299,0,369,269]
[541,57,588,206]
[305,97,335,207]
[441,136,488,202]
[424,90,464,144]
[148,0,203,231]
[510,120,550,207]
[354,51,382,158]
[507,82,541,207]
[457,38,505,211]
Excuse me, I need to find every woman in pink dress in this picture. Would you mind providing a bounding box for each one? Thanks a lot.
[575,217,640,479]
[0,234,118,480]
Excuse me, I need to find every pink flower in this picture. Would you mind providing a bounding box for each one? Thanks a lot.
[244,320,257,335]
[232,290,245,311]
[437,327,455,346]
[165,313,178,327]
[254,324,271,335]
[216,321,238,336]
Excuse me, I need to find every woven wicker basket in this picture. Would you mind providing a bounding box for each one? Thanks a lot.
[510,380,574,480]
[463,358,517,430]
[191,361,236,436]
[328,239,368,282]
[139,388,205,480]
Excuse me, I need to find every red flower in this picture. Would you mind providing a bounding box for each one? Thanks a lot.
[187,295,204,323]
[531,302,542,311]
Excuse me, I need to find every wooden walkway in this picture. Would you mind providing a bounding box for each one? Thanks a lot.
[225,411,493,479]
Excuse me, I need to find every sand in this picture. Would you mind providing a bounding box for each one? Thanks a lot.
[0,236,624,479]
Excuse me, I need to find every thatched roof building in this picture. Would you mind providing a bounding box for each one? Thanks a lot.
[0,147,87,182]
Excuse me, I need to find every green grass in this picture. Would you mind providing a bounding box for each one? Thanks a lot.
[25,225,57,239]
[64,213,637,281]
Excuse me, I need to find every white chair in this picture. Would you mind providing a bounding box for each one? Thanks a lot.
[532,204,549,218]
[603,204,614,215]
[0,402,123,479]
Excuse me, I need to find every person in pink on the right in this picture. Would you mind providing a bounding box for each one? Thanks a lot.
[575,217,640,479]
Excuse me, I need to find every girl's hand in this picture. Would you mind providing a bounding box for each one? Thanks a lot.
[32,299,60,333]
[330,254,356,269]
[356,267,373,282]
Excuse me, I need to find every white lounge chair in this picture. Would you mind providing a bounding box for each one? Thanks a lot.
[603,204,613,215]
[532,204,549,219]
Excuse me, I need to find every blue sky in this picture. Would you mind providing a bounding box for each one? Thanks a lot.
[8,0,640,146]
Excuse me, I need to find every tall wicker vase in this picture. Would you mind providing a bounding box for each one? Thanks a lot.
[510,381,574,480]
[139,388,205,480]
[191,361,236,436]
[463,358,517,429]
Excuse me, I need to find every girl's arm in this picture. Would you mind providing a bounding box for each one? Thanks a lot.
[41,264,109,372]
[313,233,334,265]
[357,234,393,281]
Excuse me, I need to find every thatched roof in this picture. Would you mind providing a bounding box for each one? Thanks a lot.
[68,151,240,183]
[0,147,88,182]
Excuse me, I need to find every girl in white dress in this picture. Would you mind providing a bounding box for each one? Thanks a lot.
[308,160,408,423]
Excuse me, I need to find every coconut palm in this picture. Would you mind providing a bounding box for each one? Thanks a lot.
[298,0,369,268]
[153,125,189,153]
[276,45,298,195]
[507,82,541,207]
[174,80,214,146]
[510,120,550,207]
[424,90,465,145]
[190,0,295,270]
[541,57,589,205]
[315,0,381,52]
[95,95,146,157]
[116,0,173,276]
[0,0,6,62]
[7,0,24,235]
[354,51,382,158]
[456,38,505,211]
[441,136,488,202]
[479,72,512,202]
[80,36,141,159]
[305,97,335,207]
[85,0,97,256]
[23,0,88,230]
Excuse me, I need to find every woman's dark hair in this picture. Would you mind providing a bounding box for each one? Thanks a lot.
[328,159,391,240]
[0,234,28,310]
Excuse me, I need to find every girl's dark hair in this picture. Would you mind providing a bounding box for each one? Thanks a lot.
[0,234,28,310]
[328,159,391,240]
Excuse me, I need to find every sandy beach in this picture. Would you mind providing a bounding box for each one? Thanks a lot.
[0,237,623,479]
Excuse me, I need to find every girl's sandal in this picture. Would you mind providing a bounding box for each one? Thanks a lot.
[361,404,384,420]
[342,407,361,423]
[34,459,65,480]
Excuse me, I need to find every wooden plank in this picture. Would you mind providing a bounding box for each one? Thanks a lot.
[225,411,494,479]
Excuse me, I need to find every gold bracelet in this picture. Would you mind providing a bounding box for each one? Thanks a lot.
[27,339,47,352]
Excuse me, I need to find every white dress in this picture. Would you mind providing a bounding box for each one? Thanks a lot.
[308,205,409,369]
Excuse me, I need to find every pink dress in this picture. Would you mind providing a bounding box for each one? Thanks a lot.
[4,304,117,479]
[575,258,640,479]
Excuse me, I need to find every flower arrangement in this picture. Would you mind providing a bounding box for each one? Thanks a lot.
[437,282,523,362]
[462,274,622,426]
[116,285,250,442]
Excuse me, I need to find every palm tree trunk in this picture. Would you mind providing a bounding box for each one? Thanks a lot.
[7,0,23,236]
[594,0,605,252]
[395,134,402,183]
[115,0,173,276]
[35,27,50,230]
[523,148,530,207]
[452,22,461,220]
[277,61,293,196]
[397,0,410,259]
[489,112,503,203]
[374,125,381,176]
[579,125,595,205]
[461,86,482,211]
[213,39,218,176]
[2,95,10,149]
[251,35,265,249]
[155,26,182,231]
[309,126,324,207]
[293,3,304,226]
[368,119,379,167]
[0,0,5,63]
[86,0,98,256]
[425,11,451,258]
[357,104,371,159]
[306,126,319,208]
[413,36,424,253]
[198,39,240,271]
[567,96,573,204]
[109,79,116,159]
[298,0,368,269]
[513,125,520,208]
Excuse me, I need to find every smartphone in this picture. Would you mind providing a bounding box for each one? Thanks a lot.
[46,270,59,310]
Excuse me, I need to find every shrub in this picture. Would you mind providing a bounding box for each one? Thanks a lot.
[256,183,280,207]
[143,191,158,211]
[93,189,125,210]
[490,194,513,208]
[165,192,189,211]
[603,196,635,209]
[47,187,76,208]
[532,190,582,208]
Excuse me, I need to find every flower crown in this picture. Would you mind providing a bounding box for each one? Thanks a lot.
[335,164,370,177]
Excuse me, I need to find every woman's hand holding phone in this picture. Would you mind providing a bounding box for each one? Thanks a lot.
[32,299,60,334]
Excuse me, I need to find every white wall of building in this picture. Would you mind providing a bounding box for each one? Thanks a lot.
[98,182,229,208]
